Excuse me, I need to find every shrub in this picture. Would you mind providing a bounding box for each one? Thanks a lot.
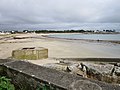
[0,76,15,90]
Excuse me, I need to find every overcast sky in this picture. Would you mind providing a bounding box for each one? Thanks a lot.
[0,0,120,30]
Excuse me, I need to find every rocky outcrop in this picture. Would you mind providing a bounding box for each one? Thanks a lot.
[66,63,86,77]
[39,59,120,85]
[80,62,120,84]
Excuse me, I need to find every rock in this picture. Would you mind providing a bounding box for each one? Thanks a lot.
[67,66,85,77]
[81,62,114,75]
[66,63,87,77]
[80,62,118,81]
[114,66,120,76]
[68,80,102,90]
[117,63,120,67]
[59,60,65,63]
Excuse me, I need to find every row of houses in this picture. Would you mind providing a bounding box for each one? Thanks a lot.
[0,31,11,35]
[0,30,30,35]
[94,29,116,33]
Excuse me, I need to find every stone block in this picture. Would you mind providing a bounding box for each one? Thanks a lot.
[12,47,48,60]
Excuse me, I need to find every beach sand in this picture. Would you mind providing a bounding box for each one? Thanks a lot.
[0,33,120,65]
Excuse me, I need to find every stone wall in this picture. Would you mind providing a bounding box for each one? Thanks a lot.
[0,59,120,90]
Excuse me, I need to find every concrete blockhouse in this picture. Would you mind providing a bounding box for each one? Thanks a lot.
[12,47,48,60]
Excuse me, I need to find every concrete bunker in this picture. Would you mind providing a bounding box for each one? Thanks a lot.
[12,47,48,60]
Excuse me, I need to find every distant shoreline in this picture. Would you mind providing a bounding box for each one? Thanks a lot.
[42,33,120,44]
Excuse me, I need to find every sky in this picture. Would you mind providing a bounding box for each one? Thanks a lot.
[0,0,120,30]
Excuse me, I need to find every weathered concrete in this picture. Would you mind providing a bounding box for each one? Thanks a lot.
[43,63,68,71]
[12,47,48,60]
[56,58,120,62]
[0,59,120,90]
[80,62,120,84]
[49,58,120,84]
[69,80,102,90]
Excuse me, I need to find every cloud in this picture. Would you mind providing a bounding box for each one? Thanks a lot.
[0,0,120,30]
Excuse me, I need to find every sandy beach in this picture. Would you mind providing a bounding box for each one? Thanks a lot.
[0,33,120,65]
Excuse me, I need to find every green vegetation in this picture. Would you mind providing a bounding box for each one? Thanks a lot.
[34,30,87,33]
[37,84,56,90]
[1,29,117,34]
[0,76,15,90]
[28,29,116,33]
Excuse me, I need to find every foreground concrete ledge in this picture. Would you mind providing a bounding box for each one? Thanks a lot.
[12,47,48,60]
[0,60,120,90]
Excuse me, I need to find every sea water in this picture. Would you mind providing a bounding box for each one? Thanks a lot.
[49,34,120,41]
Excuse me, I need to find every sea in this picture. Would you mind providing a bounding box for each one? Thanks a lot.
[48,34,120,41]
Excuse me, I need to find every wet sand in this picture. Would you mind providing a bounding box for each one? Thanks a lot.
[0,33,120,65]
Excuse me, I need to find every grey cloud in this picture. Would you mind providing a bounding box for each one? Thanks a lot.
[0,0,120,30]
